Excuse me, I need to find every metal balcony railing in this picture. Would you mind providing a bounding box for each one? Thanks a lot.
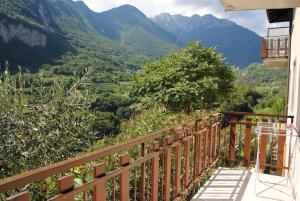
[0,112,294,201]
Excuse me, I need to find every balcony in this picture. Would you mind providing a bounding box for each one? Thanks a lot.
[261,27,289,68]
[0,112,296,201]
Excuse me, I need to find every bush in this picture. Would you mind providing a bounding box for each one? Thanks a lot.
[129,42,235,113]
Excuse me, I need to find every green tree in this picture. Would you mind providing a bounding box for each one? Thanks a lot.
[129,42,235,113]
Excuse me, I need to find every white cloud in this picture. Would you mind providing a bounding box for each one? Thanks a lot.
[77,0,285,35]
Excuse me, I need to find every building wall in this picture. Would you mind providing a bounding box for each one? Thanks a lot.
[287,7,300,201]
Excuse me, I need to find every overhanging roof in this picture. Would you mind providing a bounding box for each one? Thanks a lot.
[219,0,300,11]
[267,9,292,23]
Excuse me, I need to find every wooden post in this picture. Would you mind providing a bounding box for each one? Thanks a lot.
[58,175,74,201]
[119,154,130,201]
[277,130,286,176]
[202,127,208,170]
[140,143,146,201]
[261,38,267,59]
[217,115,222,157]
[229,117,237,166]
[193,122,199,180]
[151,142,160,201]
[212,117,217,161]
[198,127,203,174]
[6,191,29,201]
[208,118,213,164]
[164,137,172,201]
[259,119,268,172]
[174,132,182,198]
[184,128,191,188]
[270,38,274,57]
[244,118,252,165]
[284,37,288,57]
[277,38,281,57]
[93,163,106,201]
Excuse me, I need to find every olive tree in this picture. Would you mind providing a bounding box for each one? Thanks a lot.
[129,42,235,113]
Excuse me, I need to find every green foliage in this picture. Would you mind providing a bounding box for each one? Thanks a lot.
[87,106,193,152]
[91,93,134,119]
[271,99,286,115]
[222,87,262,112]
[0,64,137,200]
[129,42,235,112]
[236,63,287,114]
[0,67,99,179]
[236,63,287,87]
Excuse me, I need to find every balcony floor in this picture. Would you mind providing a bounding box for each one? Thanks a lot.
[192,167,295,201]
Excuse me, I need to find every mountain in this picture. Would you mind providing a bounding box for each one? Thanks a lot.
[153,13,262,68]
[0,0,174,72]
[0,0,77,71]
[0,0,261,71]
[74,3,178,58]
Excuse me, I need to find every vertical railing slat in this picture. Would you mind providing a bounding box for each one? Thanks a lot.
[184,128,191,188]
[193,122,199,180]
[174,133,182,198]
[270,38,274,57]
[208,118,212,164]
[277,130,286,176]
[164,137,172,201]
[151,141,160,201]
[202,127,207,170]
[229,117,237,166]
[93,163,106,201]
[261,38,267,59]
[277,38,281,57]
[217,115,222,158]
[119,154,130,201]
[244,118,252,165]
[259,119,268,172]
[284,37,288,56]
[198,126,203,174]
[212,117,217,161]
[140,143,146,201]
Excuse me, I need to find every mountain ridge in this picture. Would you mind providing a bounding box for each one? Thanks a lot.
[152,13,262,67]
[0,0,261,71]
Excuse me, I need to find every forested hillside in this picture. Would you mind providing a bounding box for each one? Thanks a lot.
[153,13,262,68]
[74,3,178,58]
[0,0,262,72]
[231,63,288,114]
[0,0,151,72]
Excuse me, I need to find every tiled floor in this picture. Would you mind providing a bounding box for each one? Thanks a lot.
[192,167,295,201]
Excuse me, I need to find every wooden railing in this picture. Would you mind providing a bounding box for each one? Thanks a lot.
[0,114,223,201]
[221,111,294,176]
[261,35,289,59]
[0,112,294,201]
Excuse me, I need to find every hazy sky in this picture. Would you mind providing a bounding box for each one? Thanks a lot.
[78,0,283,35]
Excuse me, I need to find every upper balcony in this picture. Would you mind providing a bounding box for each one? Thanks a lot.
[261,27,289,68]
[0,111,297,201]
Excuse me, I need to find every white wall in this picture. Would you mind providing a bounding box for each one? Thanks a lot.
[287,7,300,201]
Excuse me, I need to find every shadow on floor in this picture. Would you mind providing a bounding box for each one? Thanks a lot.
[192,168,252,201]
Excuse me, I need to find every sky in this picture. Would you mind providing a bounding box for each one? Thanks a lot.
[78,0,284,36]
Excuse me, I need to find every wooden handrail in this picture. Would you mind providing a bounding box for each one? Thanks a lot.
[222,111,294,119]
[0,125,177,193]
[225,113,291,176]
[1,113,223,200]
[1,111,293,200]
